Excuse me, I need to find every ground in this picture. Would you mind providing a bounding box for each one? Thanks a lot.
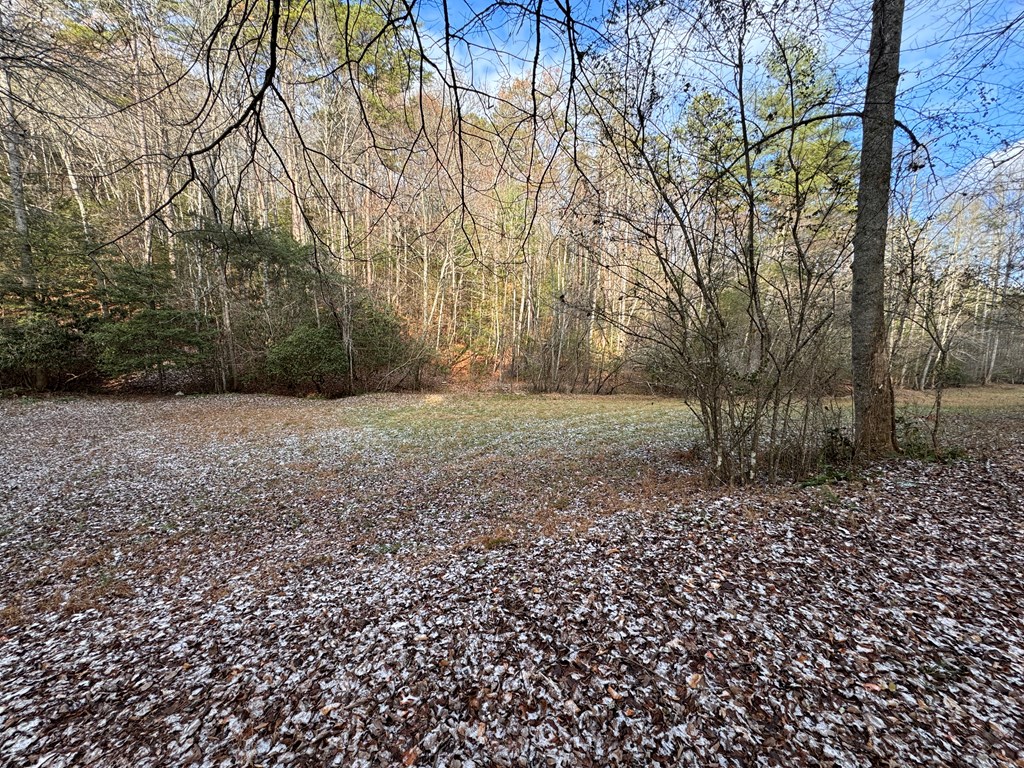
[1,389,1022,767]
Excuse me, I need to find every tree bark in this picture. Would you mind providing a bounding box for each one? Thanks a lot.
[851,0,904,457]
[1,63,34,293]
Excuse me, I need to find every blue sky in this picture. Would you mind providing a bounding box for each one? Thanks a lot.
[899,0,1024,177]
[407,0,1024,178]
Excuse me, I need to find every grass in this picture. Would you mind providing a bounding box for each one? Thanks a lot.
[2,385,1023,624]
[351,393,696,451]
[895,382,1024,412]
[147,386,1024,487]
[152,386,1024,442]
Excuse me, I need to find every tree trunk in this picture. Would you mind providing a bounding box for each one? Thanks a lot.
[1,64,34,293]
[851,0,905,457]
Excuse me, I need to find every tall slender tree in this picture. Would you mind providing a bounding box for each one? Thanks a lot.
[850,0,905,457]
[0,8,34,293]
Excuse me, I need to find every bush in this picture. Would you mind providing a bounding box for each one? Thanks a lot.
[266,324,350,394]
[90,309,213,392]
[349,297,428,390]
[937,359,967,388]
[0,312,90,390]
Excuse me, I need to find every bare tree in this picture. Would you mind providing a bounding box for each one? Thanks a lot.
[850,0,904,457]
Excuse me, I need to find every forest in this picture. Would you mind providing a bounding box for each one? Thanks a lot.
[2,0,1022,478]
[3,2,1024,765]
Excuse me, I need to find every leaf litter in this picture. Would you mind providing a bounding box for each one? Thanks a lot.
[1,392,1022,767]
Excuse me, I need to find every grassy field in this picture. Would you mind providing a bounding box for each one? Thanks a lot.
[1,388,1022,766]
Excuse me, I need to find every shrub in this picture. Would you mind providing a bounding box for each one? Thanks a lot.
[265,324,350,394]
[349,297,428,390]
[90,309,213,392]
[0,312,88,390]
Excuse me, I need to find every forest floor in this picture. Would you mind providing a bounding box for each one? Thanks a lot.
[1,388,1022,767]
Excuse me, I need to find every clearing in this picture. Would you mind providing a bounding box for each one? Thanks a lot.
[1,389,1022,767]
